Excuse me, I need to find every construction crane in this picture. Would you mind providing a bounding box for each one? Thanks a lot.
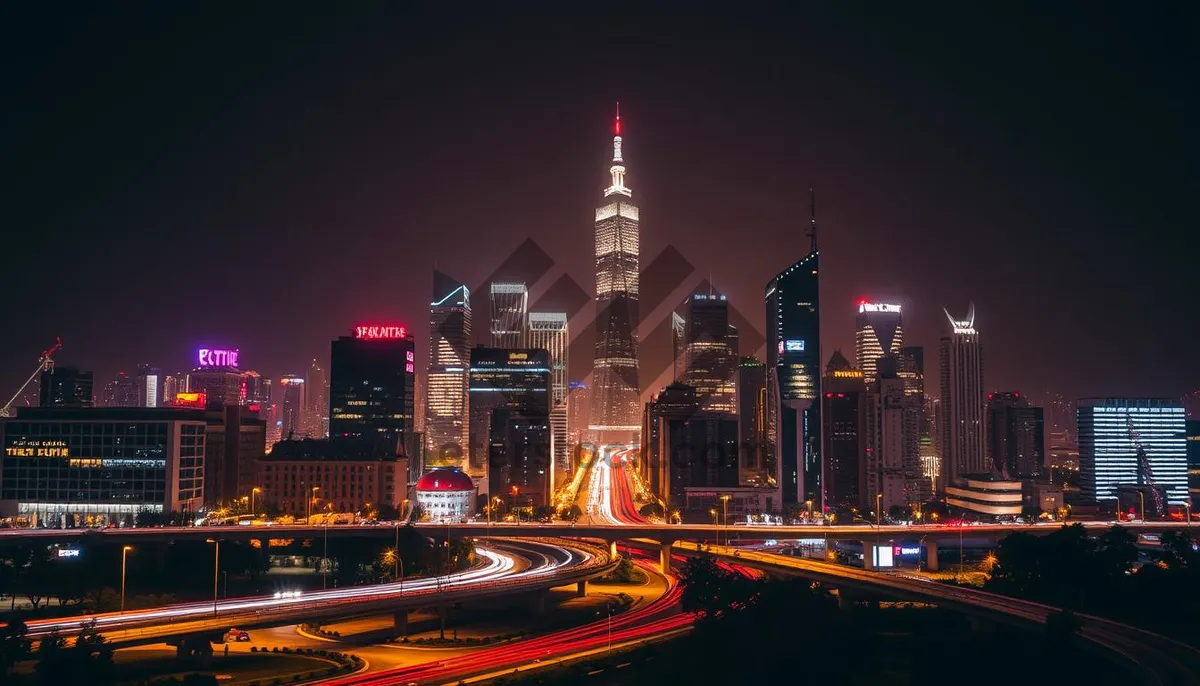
[1126,414,1165,518]
[0,338,62,418]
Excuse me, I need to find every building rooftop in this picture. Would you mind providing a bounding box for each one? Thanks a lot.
[265,438,400,462]
[416,468,475,492]
[6,407,206,422]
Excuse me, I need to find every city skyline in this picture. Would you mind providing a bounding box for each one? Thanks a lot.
[1,6,1193,407]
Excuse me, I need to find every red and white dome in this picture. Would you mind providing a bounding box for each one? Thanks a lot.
[416,468,474,493]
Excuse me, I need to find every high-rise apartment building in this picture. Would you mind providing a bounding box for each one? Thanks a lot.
[641,383,700,503]
[427,270,472,468]
[489,282,527,349]
[329,327,416,464]
[306,358,329,438]
[102,372,138,407]
[1077,398,1187,505]
[737,357,769,486]
[279,375,305,439]
[135,365,161,408]
[896,347,927,502]
[567,381,590,449]
[527,312,569,483]
[986,392,1045,479]
[682,293,738,416]
[855,302,903,387]
[765,191,821,507]
[865,367,909,513]
[1187,420,1200,502]
[39,367,93,408]
[589,106,641,445]
[822,351,867,509]
[938,304,986,483]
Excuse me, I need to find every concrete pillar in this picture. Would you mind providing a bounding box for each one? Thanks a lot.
[922,540,939,572]
[392,609,408,638]
[659,541,674,574]
[609,540,619,560]
[861,542,875,571]
[576,580,588,597]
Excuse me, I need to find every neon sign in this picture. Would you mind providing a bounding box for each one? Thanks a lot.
[784,339,805,352]
[355,325,408,340]
[198,348,239,367]
[174,392,207,407]
[858,303,901,314]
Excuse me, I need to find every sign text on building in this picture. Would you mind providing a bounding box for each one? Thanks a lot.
[858,303,901,314]
[198,348,239,367]
[355,325,408,340]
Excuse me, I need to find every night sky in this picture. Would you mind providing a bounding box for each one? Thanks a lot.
[1,3,1195,404]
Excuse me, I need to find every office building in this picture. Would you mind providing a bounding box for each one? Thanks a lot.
[765,191,821,507]
[939,303,987,482]
[101,372,138,407]
[895,347,927,502]
[40,366,93,408]
[865,364,909,513]
[589,105,641,445]
[1188,420,1200,502]
[854,302,904,387]
[489,282,528,349]
[468,348,552,482]
[1077,398,1187,506]
[986,392,1045,479]
[329,327,416,466]
[202,403,267,507]
[426,270,472,466]
[279,375,305,439]
[306,358,329,438]
[135,365,161,408]
[0,407,205,524]
[945,477,1023,518]
[682,293,738,416]
[527,312,570,483]
[737,357,769,486]
[243,371,272,406]
[187,349,247,407]
[567,381,590,449]
[258,438,406,517]
[642,383,700,503]
[162,375,183,406]
[666,411,739,518]
[822,351,868,509]
[488,407,552,508]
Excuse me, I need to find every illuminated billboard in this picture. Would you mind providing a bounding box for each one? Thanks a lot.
[198,348,239,367]
[354,325,409,340]
[784,339,805,352]
[174,392,207,408]
[858,302,901,314]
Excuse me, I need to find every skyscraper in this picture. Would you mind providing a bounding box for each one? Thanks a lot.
[737,357,768,486]
[279,375,305,439]
[589,105,641,445]
[329,326,416,460]
[938,303,986,483]
[135,365,161,408]
[894,348,927,503]
[427,270,472,467]
[821,351,867,509]
[101,372,138,407]
[867,366,909,513]
[682,293,738,416]
[854,302,904,387]
[765,190,821,507]
[1078,398,1187,505]
[527,312,569,483]
[986,392,1045,479]
[489,282,527,349]
[39,367,93,408]
[306,358,329,438]
[469,348,552,494]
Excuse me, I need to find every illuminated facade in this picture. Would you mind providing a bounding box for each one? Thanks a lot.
[682,293,738,416]
[328,328,416,466]
[415,468,475,522]
[258,438,405,516]
[1188,420,1200,502]
[426,270,472,468]
[306,358,329,438]
[101,372,138,407]
[280,375,305,439]
[822,352,867,508]
[1077,398,1187,505]
[945,477,1023,517]
[765,191,821,507]
[187,369,246,407]
[489,282,527,349]
[589,105,641,444]
[737,357,769,486]
[854,302,904,387]
[938,303,987,483]
[468,348,552,483]
[896,347,927,502]
[136,365,161,408]
[0,408,206,524]
[527,312,569,482]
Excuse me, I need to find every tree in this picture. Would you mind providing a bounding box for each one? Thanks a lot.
[638,503,664,519]
[1046,609,1083,643]
[1021,505,1043,521]
[560,504,583,522]
[888,504,911,522]
[376,503,400,521]
[1094,526,1138,580]
[531,505,555,522]
[1154,531,1198,570]
[34,630,67,683]
[135,509,162,528]
[408,501,426,523]
[677,556,755,620]
[0,619,31,675]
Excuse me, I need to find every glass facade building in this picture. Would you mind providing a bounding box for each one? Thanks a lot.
[0,408,206,524]
[1077,398,1187,505]
[328,331,416,456]
[426,270,472,467]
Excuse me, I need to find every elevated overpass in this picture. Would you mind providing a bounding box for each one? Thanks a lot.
[22,538,616,649]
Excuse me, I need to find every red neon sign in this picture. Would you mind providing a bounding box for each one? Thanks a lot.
[355,325,408,340]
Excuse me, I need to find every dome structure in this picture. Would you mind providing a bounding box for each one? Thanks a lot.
[415,468,475,522]
[416,468,474,492]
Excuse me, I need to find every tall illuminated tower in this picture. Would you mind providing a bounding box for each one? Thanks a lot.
[938,303,986,484]
[490,283,527,349]
[279,375,305,439]
[765,190,822,508]
[527,312,569,483]
[589,104,641,445]
[427,270,472,468]
[854,301,904,387]
[306,358,328,438]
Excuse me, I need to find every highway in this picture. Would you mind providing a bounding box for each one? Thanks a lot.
[684,542,1200,685]
[24,538,615,646]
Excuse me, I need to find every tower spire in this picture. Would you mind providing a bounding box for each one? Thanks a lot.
[605,102,629,196]
[808,187,818,253]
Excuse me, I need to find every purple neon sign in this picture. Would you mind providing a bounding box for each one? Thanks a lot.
[198,348,240,367]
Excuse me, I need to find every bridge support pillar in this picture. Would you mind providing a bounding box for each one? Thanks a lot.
[609,541,619,560]
[659,541,674,574]
[392,609,408,638]
[861,542,875,571]
[922,540,939,572]
[174,636,213,666]
[576,580,588,597]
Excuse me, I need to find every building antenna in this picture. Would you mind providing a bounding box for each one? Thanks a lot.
[808,187,818,253]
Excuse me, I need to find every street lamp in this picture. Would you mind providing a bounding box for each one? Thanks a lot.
[205,538,219,616]
[1138,491,1145,522]
[720,494,731,548]
[307,486,320,525]
[250,487,261,517]
[323,502,333,589]
[875,493,883,528]
[120,545,133,613]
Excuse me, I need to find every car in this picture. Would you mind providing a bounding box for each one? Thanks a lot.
[226,629,250,642]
